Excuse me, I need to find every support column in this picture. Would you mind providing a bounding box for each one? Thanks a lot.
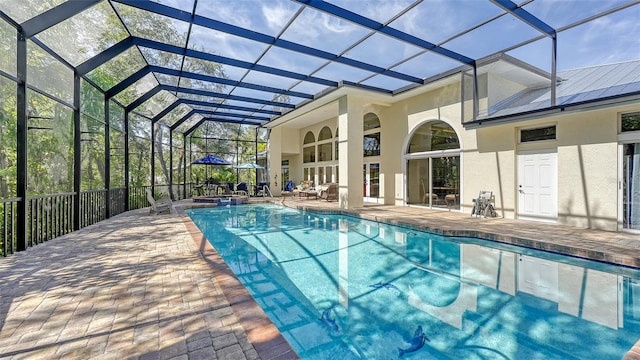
[551,34,557,106]
[268,128,281,196]
[104,94,111,218]
[16,32,27,251]
[73,74,81,230]
[169,130,173,200]
[182,134,187,199]
[338,96,364,209]
[124,111,130,211]
[151,121,155,196]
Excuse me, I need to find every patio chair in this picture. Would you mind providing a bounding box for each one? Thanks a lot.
[234,182,248,196]
[471,191,496,218]
[146,188,172,214]
[320,183,338,201]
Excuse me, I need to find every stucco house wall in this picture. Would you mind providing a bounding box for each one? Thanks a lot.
[268,66,640,232]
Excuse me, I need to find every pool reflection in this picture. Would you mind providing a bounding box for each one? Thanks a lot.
[187,205,640,360]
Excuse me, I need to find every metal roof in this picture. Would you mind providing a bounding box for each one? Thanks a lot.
[488,59,640,118]
[1,0,639,134]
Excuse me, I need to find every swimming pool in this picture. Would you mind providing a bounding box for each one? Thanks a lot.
[186,204,640,359]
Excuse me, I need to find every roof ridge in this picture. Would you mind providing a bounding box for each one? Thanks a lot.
[560,58,640,73]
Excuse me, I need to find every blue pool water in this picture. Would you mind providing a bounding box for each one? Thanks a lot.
[186,204,640,359]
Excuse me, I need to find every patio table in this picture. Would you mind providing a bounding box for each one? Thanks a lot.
[299,190,318,199]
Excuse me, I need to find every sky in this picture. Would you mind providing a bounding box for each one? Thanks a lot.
[1,0,638,119]
[171,0,640,90]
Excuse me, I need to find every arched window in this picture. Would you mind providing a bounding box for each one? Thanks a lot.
[363,113,380,157]
[318,126,332,140]
[408,120,459,153]
[303,131,316,163]
[405,120,460,210]
[317,126,333,162]
[364,113,380,130]
[303,131,315,144]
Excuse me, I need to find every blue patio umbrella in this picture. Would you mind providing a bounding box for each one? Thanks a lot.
[191,154,232,165]
[191,155,232,181]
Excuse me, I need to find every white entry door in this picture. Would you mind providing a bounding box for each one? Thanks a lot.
[517,149,557,222]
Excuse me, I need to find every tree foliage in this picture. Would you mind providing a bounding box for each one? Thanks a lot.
[0,3,276,200]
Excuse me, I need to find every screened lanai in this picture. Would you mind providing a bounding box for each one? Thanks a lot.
[0,0,639,256]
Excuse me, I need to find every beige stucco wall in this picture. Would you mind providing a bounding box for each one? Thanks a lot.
[269,73,640,231]
[280,127,301,154]
[554,110,618,229]
[468,108,621,230]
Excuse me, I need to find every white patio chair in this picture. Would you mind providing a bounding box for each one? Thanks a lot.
[146,188,173,214]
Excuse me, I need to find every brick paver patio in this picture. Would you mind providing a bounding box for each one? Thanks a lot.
[1,197,640,359]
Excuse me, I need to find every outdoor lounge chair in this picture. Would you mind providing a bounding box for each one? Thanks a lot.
[234,182,248,195]
[320,183,338,201]
[471,191,496,218]
[146,188,172,214]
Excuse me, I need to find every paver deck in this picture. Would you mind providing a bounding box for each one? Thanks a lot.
[1,197,639,359]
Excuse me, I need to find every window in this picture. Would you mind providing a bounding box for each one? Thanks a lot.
[405,121,460,210]
[364,113,381,131]
[303,131,315,144]
[364,133,380,156]
[303,130,315,163]
[622,112,640,132]
[303,145,315,163]
[408,120,459,153]
[363,113,381,157]
[317,126,333,161]
[318,142,332,161]
[520,125,556,143]
[318,126,332,140]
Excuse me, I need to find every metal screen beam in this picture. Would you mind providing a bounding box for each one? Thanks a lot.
[195,110,271,122]
[155,98,281,126]
[149,65,314,99]
[184,118,207,136]
[76,37,135,75]
[133,37,338,87]
[201,118,263,126]
[170,110,197,131]
[125,85,162,112]
[106,66,152,98]
[115,0,423,83]
[21,0,101,37]
[295,0,475,65]
[490,0,556,37]
[151,101,181,124]
[160,85,296,109]
[180,99,281,115]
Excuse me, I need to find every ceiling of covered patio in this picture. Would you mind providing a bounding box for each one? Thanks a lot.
[0,0,638,134]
